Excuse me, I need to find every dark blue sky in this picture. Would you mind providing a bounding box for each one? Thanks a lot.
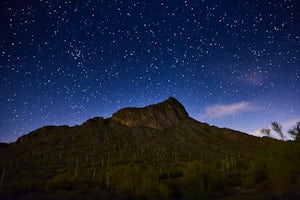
[1,0,299,142]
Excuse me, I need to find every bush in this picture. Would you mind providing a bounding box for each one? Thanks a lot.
[110,165,142,194]
[0,179,43,196]
[242,158,268,188]
[45,173,75,191]
[177,161,217,199]
[268,159,294,196]
[136,179,171,200]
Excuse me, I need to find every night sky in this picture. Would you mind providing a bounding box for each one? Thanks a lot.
[1,0,299,142]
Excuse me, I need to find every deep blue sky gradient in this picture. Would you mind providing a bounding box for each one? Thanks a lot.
[1,0,299,142]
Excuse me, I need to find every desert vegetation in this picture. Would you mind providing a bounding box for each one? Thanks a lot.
[261,121,300,141]
[1,99,300,199]
[0,119,299,199]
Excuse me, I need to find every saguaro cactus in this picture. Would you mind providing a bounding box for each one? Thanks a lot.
[0,160,7,189]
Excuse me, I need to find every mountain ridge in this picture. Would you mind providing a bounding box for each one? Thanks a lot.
[1,97,299,199]
[17,97,191,143]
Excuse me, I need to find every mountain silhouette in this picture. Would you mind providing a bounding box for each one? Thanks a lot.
[0,97,299,199]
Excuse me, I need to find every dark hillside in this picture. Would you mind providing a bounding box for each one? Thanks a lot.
[0,98,299,199]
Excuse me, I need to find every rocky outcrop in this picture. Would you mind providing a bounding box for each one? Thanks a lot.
[111,97,189,130]
[16,125,70,144]
[82,117,105,127]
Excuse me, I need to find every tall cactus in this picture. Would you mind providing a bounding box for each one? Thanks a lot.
[0,160,7,189]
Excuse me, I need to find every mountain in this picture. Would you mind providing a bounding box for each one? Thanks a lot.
[111,97,189,130]
[0,97,299,199]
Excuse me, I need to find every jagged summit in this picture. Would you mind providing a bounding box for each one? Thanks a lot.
[111,97,189,130]
[16,98,189,143]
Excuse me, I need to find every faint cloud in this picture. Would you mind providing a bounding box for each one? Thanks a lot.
[250,117,300,139]
[250,129,262,137]
[282,118,300,129]
[201,102,256,118]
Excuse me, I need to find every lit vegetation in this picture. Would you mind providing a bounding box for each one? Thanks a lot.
[0,119,300,199]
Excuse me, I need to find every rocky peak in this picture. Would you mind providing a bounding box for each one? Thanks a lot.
[111,97,189,130]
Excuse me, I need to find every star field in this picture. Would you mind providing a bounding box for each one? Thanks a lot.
[1,0,299,142]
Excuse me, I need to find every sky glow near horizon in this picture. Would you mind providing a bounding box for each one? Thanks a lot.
[0,0,299,142]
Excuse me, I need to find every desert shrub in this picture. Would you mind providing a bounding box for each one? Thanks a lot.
[110,165,141,194]
[177,161,218,199]
[242,158,269,188]
[45,172,75,191]
[223,169,242,187]
[247,158,269,186]
[109,164,171,199]
[135,179,171,200]
[178,182,210,200]
[92,168,106,187]
[0,179,43,196]
[267,158,294,196]
[159,167,183,180]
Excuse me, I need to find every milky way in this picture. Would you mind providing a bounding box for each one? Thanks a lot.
[1,0,299,142]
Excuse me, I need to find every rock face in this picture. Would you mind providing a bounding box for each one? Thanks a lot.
[16,125,70,144]
[111,97,189,130]
[82,117,105,127]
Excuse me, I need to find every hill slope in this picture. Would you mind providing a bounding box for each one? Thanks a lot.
[0,98,300,199]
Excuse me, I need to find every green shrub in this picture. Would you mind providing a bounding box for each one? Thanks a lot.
[250,158,269,184]
[177,161,217,199]
[159,167,183,180]
[136,179,171,200]
[268,159,293,196]
[45,173,75,191]
[110,165,143,194]
[0,179,43,196]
